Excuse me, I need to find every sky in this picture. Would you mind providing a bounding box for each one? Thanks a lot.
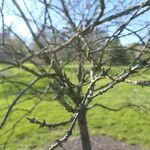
[1,0,150,46]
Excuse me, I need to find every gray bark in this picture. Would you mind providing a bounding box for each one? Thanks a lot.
[78,109,91,150]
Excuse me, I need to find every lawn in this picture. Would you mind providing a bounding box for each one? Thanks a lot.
[0,64,150,150]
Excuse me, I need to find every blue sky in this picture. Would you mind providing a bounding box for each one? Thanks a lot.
[1,0,150,45]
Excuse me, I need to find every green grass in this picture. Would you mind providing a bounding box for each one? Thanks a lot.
[0,64,150,150]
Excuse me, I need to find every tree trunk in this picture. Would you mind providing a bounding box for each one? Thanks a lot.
[78,109,91,150]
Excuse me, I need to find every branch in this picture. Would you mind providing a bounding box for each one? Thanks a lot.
[2,99,41,149]
[91,57,150,99]
[26,116,74,128]
[0,78,39,129]
[60,0,76,30]
[12,0,42,47]
[93,0,105,27]
[125,80,150,87]
[82,68,109,105]
[87,103,148,112]
[49,113,78,150]
[97,0,150,25]
[54,94,75,113]
[0,66,15,73]
[20,34,78,64]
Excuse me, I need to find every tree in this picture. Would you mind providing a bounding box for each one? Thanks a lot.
[0,0,150,150]
[107,38,129,65]
[0,29,27,63]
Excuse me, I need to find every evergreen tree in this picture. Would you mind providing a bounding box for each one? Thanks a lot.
[108,38,129,65]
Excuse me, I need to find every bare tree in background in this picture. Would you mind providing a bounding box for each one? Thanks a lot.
[0,0,150,150]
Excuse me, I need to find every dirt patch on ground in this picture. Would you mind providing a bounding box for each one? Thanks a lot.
[42,136,148,150]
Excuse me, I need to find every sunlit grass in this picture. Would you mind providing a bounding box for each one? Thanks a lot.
[0,64,150,149]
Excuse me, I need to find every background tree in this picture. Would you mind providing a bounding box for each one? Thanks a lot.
[107,38,129,65]
[0,0,150,150]
[0,29,27,63]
